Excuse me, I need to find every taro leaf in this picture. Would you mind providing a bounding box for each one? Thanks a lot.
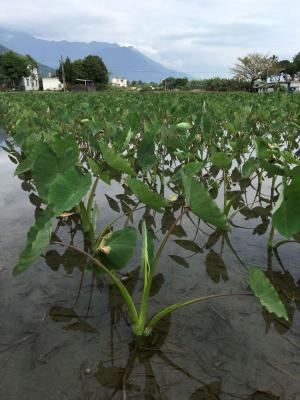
[169,255,189,268]
[99,140,135,176]
[48,169,92,215]
[14,142,48,175]
[105,194,120,213]
[32,148,60,200]
[242,157,260,178]
[87,156,101,176]
[13,206,53,275]
[210,152,232,169]
[87,156,111,184]
[125,177,168,212]
[205,250,228,283]
[248,266,288,321]
[176,122,192,130]
[98,227,137,270]
[182,173,229,231]
[171,161,204,182]
[272,177,300,237]
[15,158,34,176]
[137,133,157,171]
[260,160,286,177]
[174,240,202,253]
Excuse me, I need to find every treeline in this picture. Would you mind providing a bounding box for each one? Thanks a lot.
[57,56,109,87]
[0,51,37,88]
[160,77,251,91]
[232,52,300,86]
[129,77,251,92]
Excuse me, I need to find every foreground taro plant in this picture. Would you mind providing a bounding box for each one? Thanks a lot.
[9,149,288,336]
[2,91,298,337]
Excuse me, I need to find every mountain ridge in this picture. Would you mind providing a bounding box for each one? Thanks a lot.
[0,28,185,82]
[0,42,54,77]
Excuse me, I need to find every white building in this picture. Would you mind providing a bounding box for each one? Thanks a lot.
[290,81,300,92]
[111,77,128,88]
[42,76,63,91]
[21,67,39,91]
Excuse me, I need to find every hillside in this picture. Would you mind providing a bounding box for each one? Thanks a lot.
[0,42,54,77]
[0,28,184,82]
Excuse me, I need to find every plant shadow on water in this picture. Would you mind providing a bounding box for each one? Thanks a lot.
[1,92,300,400]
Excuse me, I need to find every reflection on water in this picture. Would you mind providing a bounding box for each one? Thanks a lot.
[1,138,300,400]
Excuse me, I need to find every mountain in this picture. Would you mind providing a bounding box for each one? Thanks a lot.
[0,28,184,82]
[0,41,54,77]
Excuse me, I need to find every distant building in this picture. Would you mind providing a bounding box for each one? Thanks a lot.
[21,67,39,91]
[254,77,300,93]
[290,81,300,92]
[42,74,63,91]
[111,77,128,88]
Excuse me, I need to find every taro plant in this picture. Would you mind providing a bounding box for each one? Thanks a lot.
[0,90,295,339]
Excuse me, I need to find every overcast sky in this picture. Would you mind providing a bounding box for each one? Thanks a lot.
[0,0,300,77]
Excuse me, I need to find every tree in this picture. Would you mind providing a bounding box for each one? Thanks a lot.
[277,59,297,81]
[0,51,30,88]
[293,52,300,74]
[56,55,109,87]
[57,57,75,84]
[82,55,108,84]
[231,53,275,87]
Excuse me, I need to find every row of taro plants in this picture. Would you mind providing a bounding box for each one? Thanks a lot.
[1,91,300,337]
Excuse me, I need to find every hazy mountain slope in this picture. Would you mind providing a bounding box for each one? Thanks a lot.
[0,28,184,82]
[0,40,54,77]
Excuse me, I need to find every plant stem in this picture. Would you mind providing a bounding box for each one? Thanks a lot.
[144,292,253,335]
[134,208,188,336]
[87,177,99,216]
[51,240,139,325]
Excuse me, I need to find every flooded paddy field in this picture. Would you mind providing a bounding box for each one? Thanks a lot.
[0,92,300,399]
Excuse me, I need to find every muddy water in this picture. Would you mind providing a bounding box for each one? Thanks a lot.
[1,134,300,400]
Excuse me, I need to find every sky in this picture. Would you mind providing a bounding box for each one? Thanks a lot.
[0,0,299,78]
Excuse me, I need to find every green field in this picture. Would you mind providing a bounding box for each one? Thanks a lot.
[1,91,300,396]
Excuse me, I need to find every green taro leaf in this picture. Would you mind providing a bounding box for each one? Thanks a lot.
[98,227,137,270]
[15,143,49,176]
[181,173,229,231]
[272,177,300,237]
[248,266,288,321]
[176,122,192,130]
[171,161,204,182]
[13,206,53,275]
[137,134,157,172]
[99,140,135,176]
[211,152,232,169]
[125,177,168,212]
[242,157,260,178]
[48,169,92,215]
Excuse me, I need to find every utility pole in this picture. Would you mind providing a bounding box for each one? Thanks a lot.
[60,55,67,92]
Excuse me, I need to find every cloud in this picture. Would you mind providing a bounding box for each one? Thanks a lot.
[0,0,299,77]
